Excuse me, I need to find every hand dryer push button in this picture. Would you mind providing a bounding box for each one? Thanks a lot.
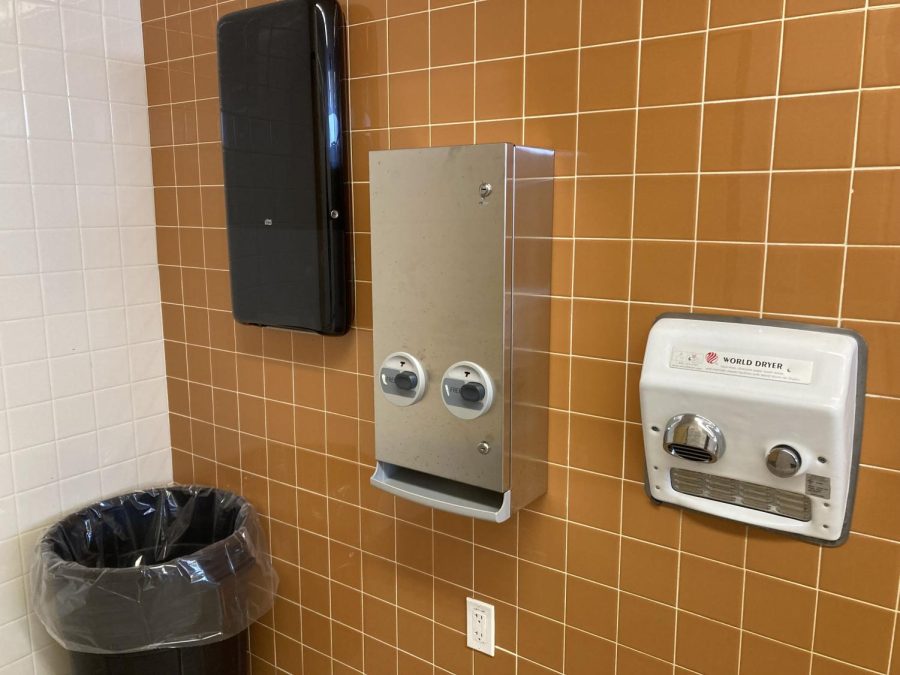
[379,352,427,406]
[766,445,802,478]
[441,361,494,420]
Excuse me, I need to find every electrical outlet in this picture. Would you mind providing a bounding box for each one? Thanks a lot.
[466,597,495,656]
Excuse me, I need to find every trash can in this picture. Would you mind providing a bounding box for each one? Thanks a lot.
[31,486,278,675]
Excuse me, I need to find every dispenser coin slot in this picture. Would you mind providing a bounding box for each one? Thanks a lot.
[441,361,494,420]
[379,352,426,406]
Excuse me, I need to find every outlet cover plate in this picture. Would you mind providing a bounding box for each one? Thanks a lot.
[466,597,495,656]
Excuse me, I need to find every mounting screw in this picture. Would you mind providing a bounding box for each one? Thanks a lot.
[330,209,339,219]
[477,441,490,455]
[479,182,492,199]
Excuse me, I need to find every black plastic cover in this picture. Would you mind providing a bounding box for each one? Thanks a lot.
[32,486,277,654]
[217,0,350,335]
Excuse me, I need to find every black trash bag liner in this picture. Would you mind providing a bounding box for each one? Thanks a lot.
[31,486,278,654]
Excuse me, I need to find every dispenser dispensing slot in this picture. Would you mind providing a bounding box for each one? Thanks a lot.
[371,462,511,522]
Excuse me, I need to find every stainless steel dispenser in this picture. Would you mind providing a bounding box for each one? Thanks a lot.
[369,144,554,522]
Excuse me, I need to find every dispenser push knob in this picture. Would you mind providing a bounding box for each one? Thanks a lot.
[378,352,427,406]
[394,371,418,391]
[460,381,486,402]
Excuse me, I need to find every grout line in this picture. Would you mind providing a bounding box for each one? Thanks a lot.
[22,238,900,274]
[420,0,437,670]
[808,546,824,675]
[671,521,684,674]
[136,77,900,110]
[164,0,195,485]
[559,0,582,669]
[338,69,900,99]
[427,0,432,148]
[155,278,900,307]
[66,161,900,181]
[344,8,368,673]
[190,0,219,506]
[471,0,476,146]
[687,0,711,312]
[809,4,870,673]
[616,0,644,671]
[466,0,478,660]
[15,7,65,659]
[133,81,900,125]
[319,331,334,675]
[836,1,870,327]
[139,0,900,28]
[262,2,881,33]
[885,577,900,674]
[513,8,528,675]
[757,0,788,319]
[160,362,900,416]
[736,521,750,673]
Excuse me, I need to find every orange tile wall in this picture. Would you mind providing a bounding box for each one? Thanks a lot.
[140,0,900,673]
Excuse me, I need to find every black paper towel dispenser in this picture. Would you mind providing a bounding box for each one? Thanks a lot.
[217,0,350,335]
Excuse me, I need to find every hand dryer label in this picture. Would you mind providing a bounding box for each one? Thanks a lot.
[806,474,831,499]
[669,349,814,384]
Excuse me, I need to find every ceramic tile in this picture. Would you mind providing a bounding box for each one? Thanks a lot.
[857,88,900,167]
[768,172,850,243]
[581,0,640,46]
[579,42,638,112]
[813,593,895,672]
[710,0,782,27]
[525,50,578,116]
[525,0,578,52]
[694,243,764,310]
[636,105,701,173]
[639,34,705,106]
[705,22,780,100]
[430,4,472,67]
[475,0,523,60]
[780,12,864,94]
[774,93,857,169]
[701,99,775,171]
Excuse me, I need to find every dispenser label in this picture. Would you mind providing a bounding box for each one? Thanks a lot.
[670,349,814,384]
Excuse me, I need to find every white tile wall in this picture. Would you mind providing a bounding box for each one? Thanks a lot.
[0,0,169,670]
